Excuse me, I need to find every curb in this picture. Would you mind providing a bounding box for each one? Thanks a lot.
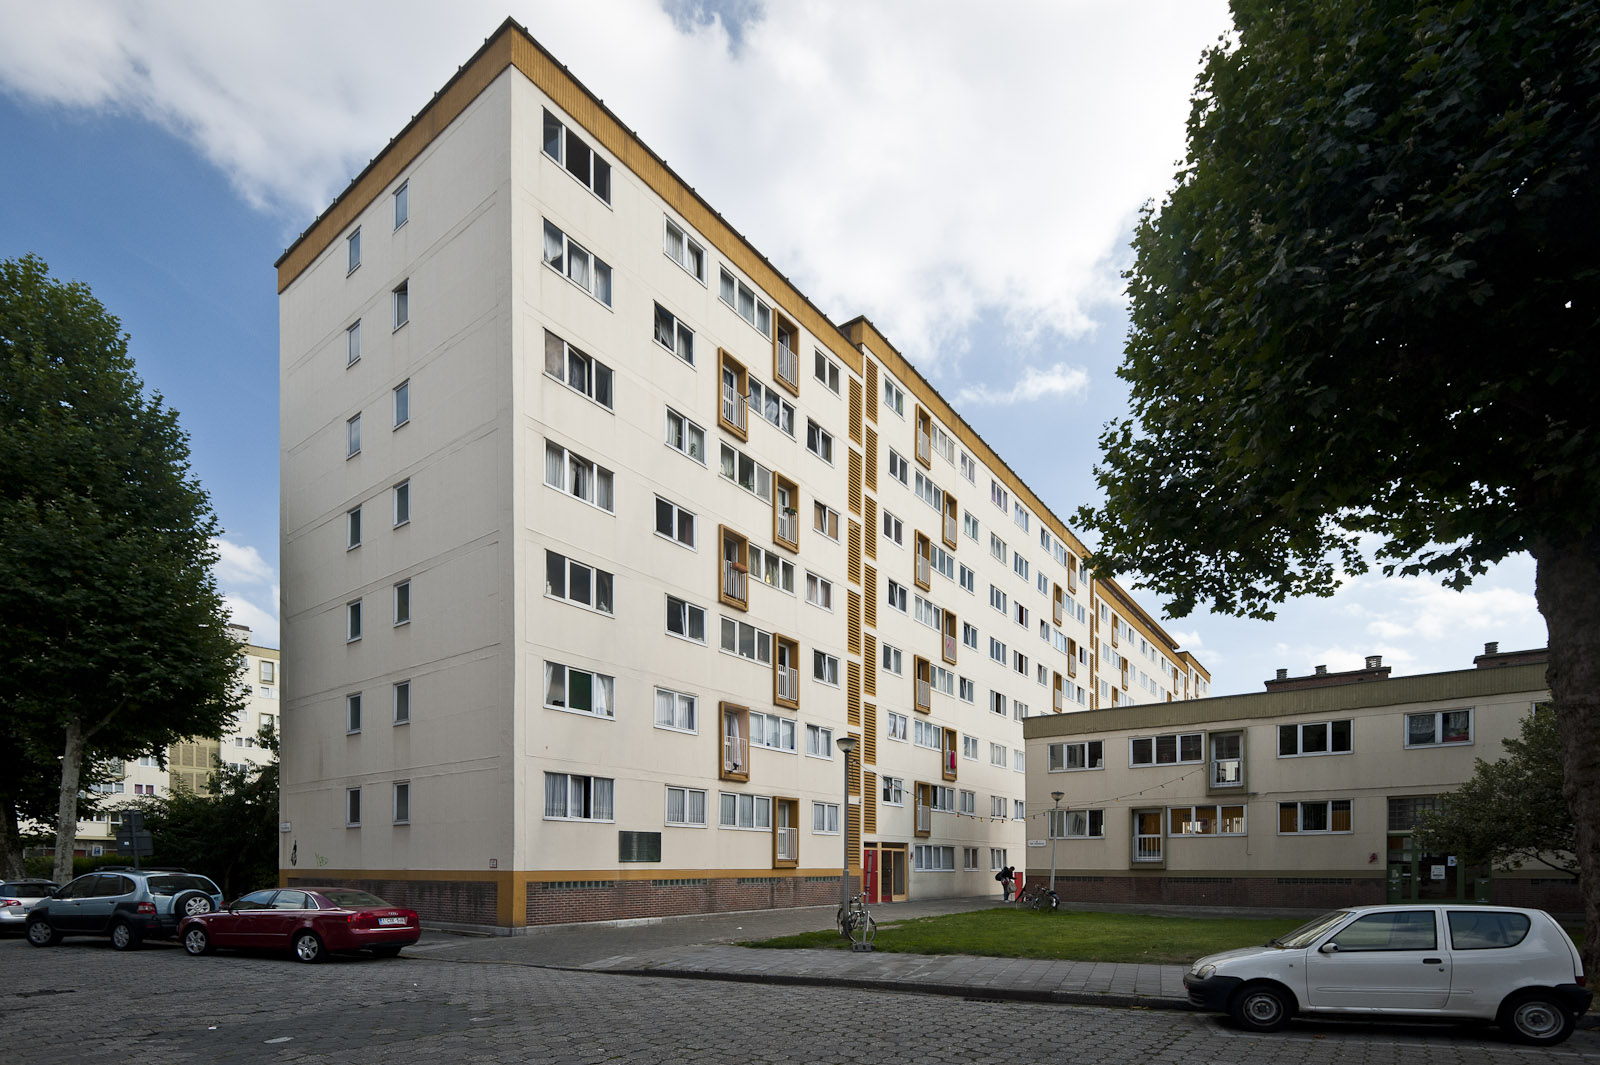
[565,963,1194,1013]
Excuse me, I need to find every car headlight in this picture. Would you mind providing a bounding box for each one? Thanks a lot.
[1193,964,1216,980]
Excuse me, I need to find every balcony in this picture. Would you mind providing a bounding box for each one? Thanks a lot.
[916,430,931,465]
[942,634,957,665]
[1211,758,1243,787]
[776,663,798,704]
[723,558,748,606]
[775,343,798,391]
[915,803,932,836]
[915,554,930,588]
[776,507,798,546]
[1053,688,1064,712]
[722,383,747,434]
[916,678,931,713]
[1134,833,1163,862]
[774,826,798,862]
[723,734,749,778]
[944,512,957,545]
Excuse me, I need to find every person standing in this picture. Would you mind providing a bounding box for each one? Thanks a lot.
[995,863,1016,902]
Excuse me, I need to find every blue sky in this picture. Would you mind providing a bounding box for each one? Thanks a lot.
[0,1,1547,692]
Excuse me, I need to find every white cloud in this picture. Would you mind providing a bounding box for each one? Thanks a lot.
[0,0,1230,367]
[1167,629,1203,649]
[211,537,274,585]
[223,592,280,649]
[210,537,279,646]
[954,363,1091,407]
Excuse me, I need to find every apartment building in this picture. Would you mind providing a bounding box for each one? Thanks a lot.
[275,18,1205,931]
[1023,645,1576,915]
[75,625,280,854]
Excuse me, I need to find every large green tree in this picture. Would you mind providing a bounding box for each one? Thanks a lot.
[0,253,243,883]
[1077,2,1600,969]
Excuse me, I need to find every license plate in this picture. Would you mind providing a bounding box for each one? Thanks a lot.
[378,916,407,926]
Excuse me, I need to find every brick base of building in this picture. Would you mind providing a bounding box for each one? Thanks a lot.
[1046,874,1387,910]
[287,876,500,927]
[526,874,850,926]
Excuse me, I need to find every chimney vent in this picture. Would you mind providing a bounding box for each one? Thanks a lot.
[1484,641,1499,656]
[1365,655,1382,669]
[1314,664,1327,675]
[1275,668,1288,681]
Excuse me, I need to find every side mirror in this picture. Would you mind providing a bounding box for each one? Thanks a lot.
[1319,941,1340,954]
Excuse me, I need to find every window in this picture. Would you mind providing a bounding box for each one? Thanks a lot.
[393,480,410,526]
[886,711,908,742]
[1014,603,1029,628]
[806,420,833,463]
[1130,732,1203,766]
[392,280,409,329]
[1013,554,1029,580]
[988,638,1005,663]
[663,218,705,281]
[718,267,772,336]
[653,302,694,363]
[393,181,408,229]
[959,790,976,815]
[346,506,362,550]
[1279,719,1353,757]
[989,533,1006,562]
[719,617,773,664]
[665,786,708,826]
[1168,804,1246,835]
[719,792,772,829]
[883,378,905,416]
[914,845,955,871]
[346,788,361,826]
[544,442,615,512]
[347,413,361,457]
[914,719,941,749]
[931,424,955,463]
[990,479,1009,511]
[962,735,979,759]
[882,510,904,545]
[812,801,841,834]
[809,501,839,540]
[1406,709,1473,747]
[1013,502,1030,531]
[393,380,410,428]
[959,677,975,702]
[930,544,955,582]
[544,551,614,614]
[544,330,614,408]
[393,681,410,725]
[1013,800,1026,820]
[542,219,612,306]
[1210,732,1242,786]
[960,452,976,482]
[1047,740,1103,772]
[544,773,615,821]
[393,580,411,625]
[886,580,908,613]
[931,666,954,696]
[963,511,979,541]
[542,108,612,202]
[881,643,903,675]
[346,692,362,733]
[748,544,795,593]
[805,572,833,610]
[654,687,697,732]
[721,443,773,502]
[654,496,697,549]
[1050,809,1104,839]
[881,777,904,805]
[260,661,275,684]
[914,596,941,631]
[1328,910,1437,952]
[1448,910,1531,950]
[346,320,360,365]
[989,742,1007,766]
[544,662,615,718]
[813,650,840,685]
[346,227,361,273]
[887,449,909,486]
[346,600,362,642]
[665,407,706,464]
[393,782,411,825]
[751,711,797,752]
[806,724,835,758]
[747,379,795,435]
[914,471,942,511]
[989,585,1007,613]
[989,795,1006,817]
[1279,799,1353,834]
[814,351,841,394]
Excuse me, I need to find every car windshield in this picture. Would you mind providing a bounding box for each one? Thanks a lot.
[1274,910,1354,948]
[3,882,55,895]
[146,874,220,896]
[317,889,392,909]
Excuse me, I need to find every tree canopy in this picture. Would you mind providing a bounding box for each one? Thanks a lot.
[1077,1,1600,970]
[0,253,243,881]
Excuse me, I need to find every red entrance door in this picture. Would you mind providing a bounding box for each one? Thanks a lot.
[863,847,880,904]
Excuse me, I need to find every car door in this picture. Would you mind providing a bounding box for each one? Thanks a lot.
[255,889,315,950]
[45,875,99,931]
[1304,908,1451,1010]
[221,889,280,947]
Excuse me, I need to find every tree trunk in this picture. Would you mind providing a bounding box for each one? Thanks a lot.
[53,717,86,885]
[1532,532,1600,980]
[0,794,24,879]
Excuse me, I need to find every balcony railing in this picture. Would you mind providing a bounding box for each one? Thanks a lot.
[943,634,957,663]
[916,555,930,587]
[723,559,748,603]
[1211,758,1243,787]
[1053,689,1064,712]
[775,826,798,862]
[723,734,749,774]
[722,383,747,433]
[776,508,798,545]
[1134,833,1163,862]
[916,678,931,711]
[776,663,798,703]
[775,343,798,389]
[916,430,931,464]
[944,514,957,544]
[916,803,932,834]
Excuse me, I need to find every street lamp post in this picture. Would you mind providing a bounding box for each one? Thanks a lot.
[836,734,859,913]
[1049,790,1064,900]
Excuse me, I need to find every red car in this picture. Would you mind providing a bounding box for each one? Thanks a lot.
[178,887,419,962]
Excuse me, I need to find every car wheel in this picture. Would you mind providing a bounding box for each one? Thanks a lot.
[292,931,323,963]
[1229,982,1293,1032]
[1499,990,1575,1046]
[183,926,214,956]
[370,945,403,958]
[26,918,60,947]
[174,890,215,917]
[110,920,142,951]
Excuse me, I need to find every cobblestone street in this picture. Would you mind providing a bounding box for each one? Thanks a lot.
[7,931,1598,1065]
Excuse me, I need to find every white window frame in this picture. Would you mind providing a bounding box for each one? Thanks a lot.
[1050,809,1105,839]
[346,320,360,366]
[346,600,362,642]
[882,510,904,546]
[881,776,904,806]
[719,616,773,664]
[392,181,408,230]
[346,227,361,274]
[812,801,841,835]
[718,266,773,337]
[805,723,835,759]
[1278,799,1353,835]
[1278,719,1354,757]
[654,686,698,733]
[393,781,411,825]
[653,302,695,364]
[886,711,909,742]
[543,661,616,720]
[393,379,410,428]
[544,772,615,822]
[805,572,834,610]
[721,442,774,502]
[887,449,909,486]
[346,506,362,550]
[719,792,773,830]
[886,580,908,614]
[346,692,362,734]
[654,495,697,550]
[392,280,409,330]
[665,785,708,827]
[347,412,361,458]
[393,681,410,725]
[883,378,906,417]
[881,643,904,675]
[393,579,410,626]
[544,330,615,410]
[1048,740,1104,772]
[663,217,706,282]
[1404,709,1474,749]
[542,219,612,306]
[542,108,612,203]
[665,407,707,465]
[393,480,410,527]
[1129,732,1204,767]
[813,650,840,686]
[806,419,834,464]
[814,351,841,394]
[544,441,615,513]
[544,550,614,615]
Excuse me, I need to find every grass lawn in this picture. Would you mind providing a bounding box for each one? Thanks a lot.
[743,908,1305,966]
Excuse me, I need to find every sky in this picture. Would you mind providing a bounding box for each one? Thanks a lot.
[0,0,1548,693]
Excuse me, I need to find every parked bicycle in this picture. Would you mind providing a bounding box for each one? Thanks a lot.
[1014,881,1059,912]
[836,891,877,946]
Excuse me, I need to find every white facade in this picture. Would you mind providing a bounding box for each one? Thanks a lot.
[276,22,1203,929]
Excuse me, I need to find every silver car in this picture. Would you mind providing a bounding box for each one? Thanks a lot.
[0,880,60,931]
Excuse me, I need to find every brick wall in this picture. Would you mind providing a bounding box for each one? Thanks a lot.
[1492,877,1583,918]
[289,876,498,926]
[526,875,848,926]
[1044,874,1385,910]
